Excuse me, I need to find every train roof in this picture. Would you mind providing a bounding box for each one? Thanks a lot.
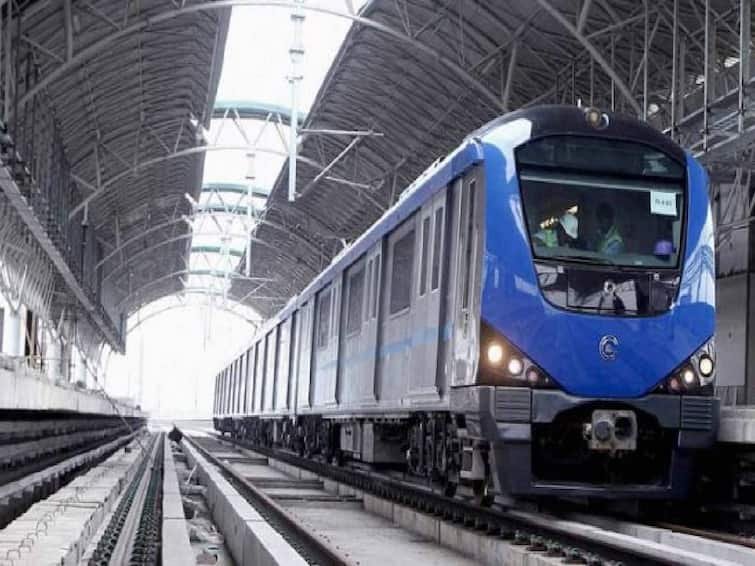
[274,138,485,322]
[473,105,686,165]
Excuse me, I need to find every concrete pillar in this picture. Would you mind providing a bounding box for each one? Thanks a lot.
[716,174,755,405]
[6,306,22,357]
[62,338,74,383]
[0,293,7,354]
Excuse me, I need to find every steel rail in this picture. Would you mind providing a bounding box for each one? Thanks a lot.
[109,436,162,564]
[183,434,354,566]
[653,521,755,550]
[196,431,693,566]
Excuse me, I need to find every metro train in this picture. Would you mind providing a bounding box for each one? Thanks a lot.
[213,105,718,502]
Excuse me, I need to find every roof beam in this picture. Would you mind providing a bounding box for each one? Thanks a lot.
[577,0,593,33]
[127,299,259,333]
[535,0,642,116]
[116,268,272,311]
[63,0,74,61]
[68,144,353,220]
[16,1,505,120]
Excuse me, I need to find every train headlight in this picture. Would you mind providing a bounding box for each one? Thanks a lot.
[699,355,714,379]
[681,367,697,387]
[507,357,523,376]
[657,338,715,394]
[480,322,557,389]
[487,343,504,365]
[583,106,609,129]
[694,338,716,386]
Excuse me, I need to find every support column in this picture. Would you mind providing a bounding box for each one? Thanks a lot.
[716,173,755,405]
[6,306,21,357]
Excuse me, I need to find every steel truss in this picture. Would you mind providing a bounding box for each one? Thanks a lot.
[0,0,751,346]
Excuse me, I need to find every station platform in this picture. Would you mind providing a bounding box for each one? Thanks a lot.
[0,362,142,417]
[718,406,755,444]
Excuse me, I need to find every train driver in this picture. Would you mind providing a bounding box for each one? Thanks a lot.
[533,211,581,249]
[595,202,624,256]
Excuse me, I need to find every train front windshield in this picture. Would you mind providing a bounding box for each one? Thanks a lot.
[517,136,686,269]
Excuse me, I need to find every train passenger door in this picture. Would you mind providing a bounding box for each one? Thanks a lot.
[275,318,292,413]
[451,170,483,386]
[264,327,278,413]
[378,215,417,404]
[360,243,381,403]
[231,360,238,414]
[254,339,266,413]
[338,257,367,406]
[296,300,314,411]
[313,284,339,408]
[239,356,246,414]
[408,190,447,403]
[288,311,299,411]
[329,276,342,406]
[245,348,254,413]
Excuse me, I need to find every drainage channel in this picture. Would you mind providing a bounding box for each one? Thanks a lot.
[167,432,234,565]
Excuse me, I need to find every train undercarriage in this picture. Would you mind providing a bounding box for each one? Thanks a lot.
[216,387,719,504]
[217,411,500,505]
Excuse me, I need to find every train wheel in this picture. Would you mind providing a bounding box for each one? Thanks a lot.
[443,479,458,498]
[472,478,495,507]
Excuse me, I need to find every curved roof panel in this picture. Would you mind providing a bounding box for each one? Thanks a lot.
[14,0,231,326]
[235,0,749,317]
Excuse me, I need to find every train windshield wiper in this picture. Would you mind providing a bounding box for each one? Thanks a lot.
[550,254,617,266]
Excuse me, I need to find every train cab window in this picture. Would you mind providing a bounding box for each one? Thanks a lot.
[419,217,431,295]
[390,230,415,314]
[346,267,365,335]
[316,289,331,349]
[517,137,685,269]
[431,207,444,291]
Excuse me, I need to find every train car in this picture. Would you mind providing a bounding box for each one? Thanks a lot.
[213,105,717,502]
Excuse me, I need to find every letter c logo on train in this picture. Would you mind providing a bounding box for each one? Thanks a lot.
[599,335,619,361]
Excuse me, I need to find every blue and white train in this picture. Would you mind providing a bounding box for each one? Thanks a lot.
[214,105,718,501]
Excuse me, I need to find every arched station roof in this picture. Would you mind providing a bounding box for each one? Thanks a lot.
[0,0,231,351]
[233,0,753,317]
[0,0,750,353]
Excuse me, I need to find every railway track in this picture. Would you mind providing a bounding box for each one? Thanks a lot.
[87,433,163,566]
[183,429,746,566]
[185,434,363,566]
[0,428,142,529]
[0,420,136,488]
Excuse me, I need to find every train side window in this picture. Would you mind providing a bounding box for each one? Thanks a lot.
[346,267,365,335]
[332,283,339,338]
[365,259,373,323]
[431,206,444,291]
[462,181,477,310]
[419,217,430,296]
[316,289,331,349]
[390,229,415,314]
[372,254,381,319]
[222,371,226,412]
